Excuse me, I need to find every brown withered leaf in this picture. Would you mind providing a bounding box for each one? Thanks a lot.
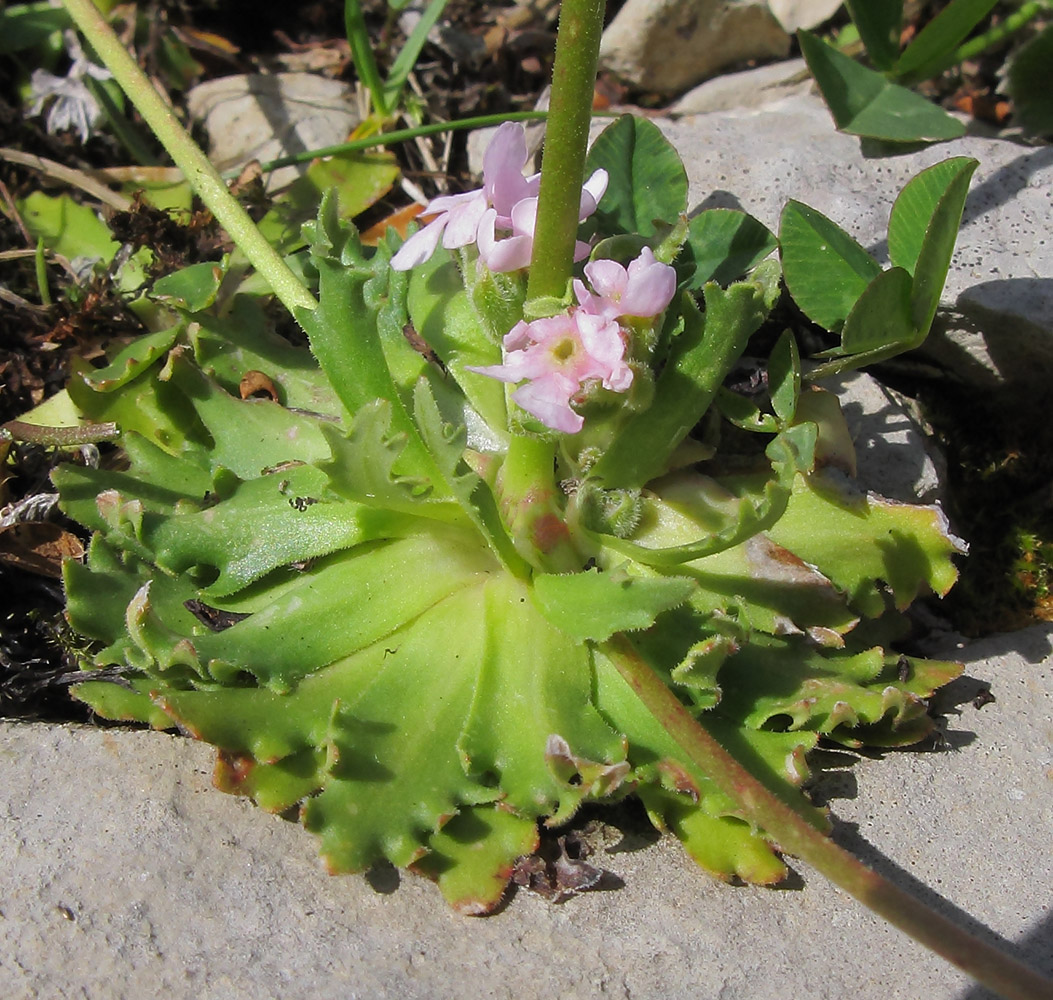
[239,370,281,402]
[0,522,84,578]
[511,832,604,901]
[184,599,252,632]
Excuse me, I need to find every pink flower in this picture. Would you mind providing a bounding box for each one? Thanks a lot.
[477,169,609,273]
[391,121,539,271]
[573,247,677,321]
[467,310,632,433]
[391,122,608,273]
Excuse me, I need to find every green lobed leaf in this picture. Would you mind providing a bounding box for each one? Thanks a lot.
[638,785,791,885]
[593,644,826,884]
[799,29,966,142]
[214,747,326,813]
[532,567,697,642]
[151,261,225,312]
[413,805,539,915]
[585,115,688,238]
[457,573,630,827]
[77,325,182,392]
[411,379,525,574]
[72,678,175,730]
[66,355,205,460]
[188,531,497,690]
[766,472,962,617]
[780,199,881,331]
[299,585,500,872]
[597,421,813,572]
[145,464,426,598]
[190,295,340,416]
[717,635,962,747]
[298,192,447,489]
[407,253,508,436]
[162,349,334,478]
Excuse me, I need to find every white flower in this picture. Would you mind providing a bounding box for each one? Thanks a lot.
[27,31,113,144]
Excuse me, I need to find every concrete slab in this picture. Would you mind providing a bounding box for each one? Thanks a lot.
[2,627,1050,1000]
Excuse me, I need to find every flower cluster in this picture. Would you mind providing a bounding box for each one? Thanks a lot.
[391,122,608,273]
[468,250,677,433]
[390,122,677,434]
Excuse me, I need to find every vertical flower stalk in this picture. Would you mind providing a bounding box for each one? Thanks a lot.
[526,0,607,305]
[496,0,608,573]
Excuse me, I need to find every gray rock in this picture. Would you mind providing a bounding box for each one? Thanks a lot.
[186,73,359,190]
[766,0,844,32]
[599,0,791,96]
[830,372,946,504]
[638,93,1053,389]
[2,625,1051,999]
[671,57,812,115]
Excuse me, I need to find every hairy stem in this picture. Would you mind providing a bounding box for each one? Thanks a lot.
[526,0,605,302]
[498,436,580,573]
[601,634,1053,1000]
[60,0,317,317]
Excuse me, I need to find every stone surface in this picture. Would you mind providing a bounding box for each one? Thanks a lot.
[635,92,1053,389]
[830,372,946,504]
[599,0,791,96]
[186,73,359,190]
[2,627,1051,999]
[670,57,812,115]
[766,0,843,32]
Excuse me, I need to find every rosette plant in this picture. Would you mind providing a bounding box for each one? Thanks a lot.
[45,1,1051,997]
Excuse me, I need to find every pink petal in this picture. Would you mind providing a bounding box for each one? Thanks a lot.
[512,373,583,433]
[583,258,628,299]
[483,123,528,185]
[484,123,535,217]
[478,209,534,272]
[502,319,533,351]
[510,197,538,237]
[441,194,488,248]
[572,278,592,309]
[425,188,484,215]
[621,248,677,317]
[390,215,448,271]
[463,361,520,383]
[572,239,593,263]
[579,169,609,219]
